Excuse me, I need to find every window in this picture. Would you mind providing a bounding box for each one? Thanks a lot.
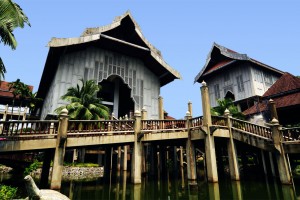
[224,73,230,82]
[254,69,263,83]
[236,75,245,92]
[84,68,89,81]
[264,73,272,87]
[214,84,220,100]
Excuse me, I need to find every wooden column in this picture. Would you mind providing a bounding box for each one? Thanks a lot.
[201,81,218,182]
[188,101,193,117]
[224,109,240,181]
[131,110,142,184]
[158,96,164,120]
[141,107,147,173]
[268,99,278,120]
[270,118,292,184]
[185,111,197,180]
[40,149,53,189]
[123,145,128,171]
[50,108,68,190]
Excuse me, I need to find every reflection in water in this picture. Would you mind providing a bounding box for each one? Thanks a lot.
[122,171,126,200]
[2,168,299,199]
[208,182,220,200]
[57,172,300,200]
[231,181,242,200]
[281,185,296,200]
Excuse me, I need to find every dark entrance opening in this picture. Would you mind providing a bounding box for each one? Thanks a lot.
[98,76,134,118]
[224,91,235,101]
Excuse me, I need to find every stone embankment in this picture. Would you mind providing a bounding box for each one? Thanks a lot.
[0,165,13,173]
[31,166,104,181]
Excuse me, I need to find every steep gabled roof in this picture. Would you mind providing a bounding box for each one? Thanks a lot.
[243,73,300,115]
[47,11,181,81]
[37,11,182,100]
[194,43,284,83]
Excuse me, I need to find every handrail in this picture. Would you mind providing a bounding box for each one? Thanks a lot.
[230,118,272,139]
[281,127,300,141]
[141,119,186,131]
[211,116,226,126]
[68,120,134,133]
[190,116,203,128]
[0,120,59,137]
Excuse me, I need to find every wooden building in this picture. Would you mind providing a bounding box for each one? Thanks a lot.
[194,43,284,111]
[36,11,181,119]
[243,73,300,126]
[0,81,33,120]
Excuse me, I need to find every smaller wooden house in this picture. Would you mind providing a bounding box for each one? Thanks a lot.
[0,81,33,120]
[243,73,300,126]
[194,43,284,111]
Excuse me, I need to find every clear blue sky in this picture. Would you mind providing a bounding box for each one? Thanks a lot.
[1,0,299,119]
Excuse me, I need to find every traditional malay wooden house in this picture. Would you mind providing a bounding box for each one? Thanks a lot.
[243,73,300,126]
[194,43,284,111]
[36,11,181,119]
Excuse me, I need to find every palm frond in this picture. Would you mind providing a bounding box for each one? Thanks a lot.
[0,0,30,49]
[0,57,6,81]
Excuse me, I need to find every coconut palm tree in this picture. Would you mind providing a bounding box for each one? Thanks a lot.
[211,98,245,120]
[0,0,30,80]
[55,79,110,120]
[8,78,30,119]
[26,91,43,115]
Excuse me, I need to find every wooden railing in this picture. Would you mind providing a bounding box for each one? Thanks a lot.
[0,120,58,140]
[1,117,299,144]
[141,120,186,132]
[189,116,203,128]
[68,120,134,135]
[230,118,272,139]
[281,127,300,141]
[211,116,226,126]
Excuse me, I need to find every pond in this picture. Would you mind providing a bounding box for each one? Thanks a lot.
[1,169,299,199]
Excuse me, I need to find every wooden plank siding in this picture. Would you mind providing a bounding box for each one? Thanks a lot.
[206,63,281,108]
[207,63,252,107]
[250,65,280,96]
[40,47,161,119]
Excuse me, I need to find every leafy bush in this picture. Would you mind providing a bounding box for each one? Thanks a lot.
[0,185,18,200]
[24,160,42,175]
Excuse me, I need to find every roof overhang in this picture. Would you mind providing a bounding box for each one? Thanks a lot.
[194,43,284,83]
[37,11,181,100]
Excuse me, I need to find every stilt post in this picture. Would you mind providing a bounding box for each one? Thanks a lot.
[50,108,69,190]
[131,110,142,184]
[201,81,218,182]
[270,118,292,184]
[224,109,240,180]
[185,111,197,180]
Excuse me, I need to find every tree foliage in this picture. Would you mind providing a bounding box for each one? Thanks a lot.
[8,78,30,119]
[55,79,110,120]
[211,98,245,119]
[0,0,30,80]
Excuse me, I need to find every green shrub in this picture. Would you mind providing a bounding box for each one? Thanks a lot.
[24,160,42,176]
[0,185,18,200]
